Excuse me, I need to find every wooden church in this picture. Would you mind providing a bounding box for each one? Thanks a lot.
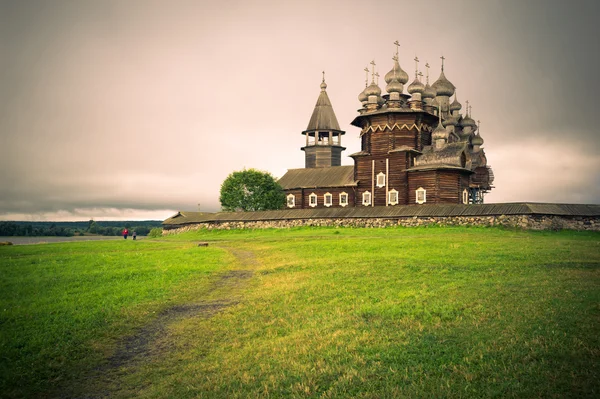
[277,44,494,209]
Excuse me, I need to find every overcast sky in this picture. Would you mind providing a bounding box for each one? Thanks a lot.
[1,0,599,221]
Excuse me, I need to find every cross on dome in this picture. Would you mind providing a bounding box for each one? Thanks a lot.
[370,60,376,83]
[414,56,420,78]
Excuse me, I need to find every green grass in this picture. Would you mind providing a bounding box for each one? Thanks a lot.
[1,227,599,398]
[0,240,232,398]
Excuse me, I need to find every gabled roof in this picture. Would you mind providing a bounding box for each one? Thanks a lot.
[162,211,216,225]
[305,88,341,132]
[278,165,356,190]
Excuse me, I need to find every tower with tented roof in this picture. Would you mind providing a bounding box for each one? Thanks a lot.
[301,72,346,168]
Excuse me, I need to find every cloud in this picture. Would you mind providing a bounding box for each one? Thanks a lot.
[486,135,600,204]
[1,0,599,221]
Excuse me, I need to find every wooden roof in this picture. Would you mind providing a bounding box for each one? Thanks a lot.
[163,203,600,225]
[305,87,342,132]
[277,165,356,190]
[413,142,468,169]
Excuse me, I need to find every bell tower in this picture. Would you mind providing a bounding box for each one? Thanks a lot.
[301,73,346,168]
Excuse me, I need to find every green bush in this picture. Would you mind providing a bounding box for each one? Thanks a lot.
[148,228,163,238]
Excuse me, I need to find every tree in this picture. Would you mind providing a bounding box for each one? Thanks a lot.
[219,169,285,212]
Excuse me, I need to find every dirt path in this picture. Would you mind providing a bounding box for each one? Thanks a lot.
[66,244,258,399]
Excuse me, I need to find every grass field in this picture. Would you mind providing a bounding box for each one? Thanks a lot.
[1,227,599,398]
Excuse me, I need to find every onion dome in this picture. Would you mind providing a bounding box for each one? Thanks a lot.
[422,83,435,99]
[358,87,368,103]
[432,70,455,97]
[365,82,381,97]
[407,77,425,95]
[460,114,477,128]
[386,79,403,94]
[472,133,484,146]
[449,95,462,112]
[385,58,409,85]
[444,114,458,127]
[432,120,448,141]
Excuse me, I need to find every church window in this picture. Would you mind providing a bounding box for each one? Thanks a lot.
[362,191,372,206]
[309,193,318,207]
[339,192,348,207]
[324,193,333,207]
[286,194,295,208]
[388,189,399,205]
[376,172,386,188]
[462,189,469,204]
[416,187,426,204]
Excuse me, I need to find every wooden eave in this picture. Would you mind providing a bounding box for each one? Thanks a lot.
[349,151,370,157]
[302,128,346,136]
[406,164,473,173]
[388,146,422,154]
[350,108,437,128]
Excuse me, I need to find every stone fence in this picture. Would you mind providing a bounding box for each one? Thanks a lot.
[163,214,599,235]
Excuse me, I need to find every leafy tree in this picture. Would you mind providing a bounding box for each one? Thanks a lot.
[219,169,285,212]
[88,221,99,234]
[148,228,162,238]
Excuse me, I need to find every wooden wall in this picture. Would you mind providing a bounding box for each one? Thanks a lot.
[407,170,469,204]
[302,146,344,168]
[283,187,356,209]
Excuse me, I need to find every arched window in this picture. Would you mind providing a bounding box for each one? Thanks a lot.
[362,191,372,206]
[462,189,469,204]
[339,192,348,207]
[309,193,318,208]
[324,192,333,207]
[388,189,399,205]
[376,172,386,188]
[416,187,426,204]
[286,194,295,208]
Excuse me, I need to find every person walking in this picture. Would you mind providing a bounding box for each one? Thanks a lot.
[132,231,137,240]
[123,228,128,239]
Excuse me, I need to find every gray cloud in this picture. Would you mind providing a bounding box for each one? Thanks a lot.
[1,0,599,220]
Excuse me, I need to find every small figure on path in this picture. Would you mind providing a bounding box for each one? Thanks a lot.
[132,231,137,240]
[123,228,128,239]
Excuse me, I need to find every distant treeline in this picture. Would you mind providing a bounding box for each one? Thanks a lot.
[0,220,163,237]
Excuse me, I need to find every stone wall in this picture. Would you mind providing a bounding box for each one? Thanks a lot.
[163,214,599,235]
